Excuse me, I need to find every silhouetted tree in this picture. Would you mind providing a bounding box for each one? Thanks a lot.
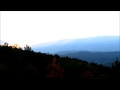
[3,42,8,46]
[1,43,120,79]
[24,45,32,51]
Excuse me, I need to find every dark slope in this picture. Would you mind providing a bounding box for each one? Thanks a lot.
[58,51,120,65]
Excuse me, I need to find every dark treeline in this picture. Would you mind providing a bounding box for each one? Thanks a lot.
[0,43,120,80]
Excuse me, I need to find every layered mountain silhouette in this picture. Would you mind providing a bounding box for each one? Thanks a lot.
[58,51,120,67]
[31,36,120,67]
[31,36,120,54]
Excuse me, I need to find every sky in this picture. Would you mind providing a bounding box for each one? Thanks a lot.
[0,11,120,47]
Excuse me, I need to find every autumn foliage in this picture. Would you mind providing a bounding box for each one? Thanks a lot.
[0,43,120,79]
[81,70,93,79]
[46,57,64,79]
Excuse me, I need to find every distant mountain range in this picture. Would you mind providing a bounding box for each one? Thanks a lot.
[56,51,120,67]
[1,36,120,67]
[31,36,120,67]
[31,36,120,54]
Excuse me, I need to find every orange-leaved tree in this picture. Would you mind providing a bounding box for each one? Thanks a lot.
[81,70,93,79]
[46,57,64,79]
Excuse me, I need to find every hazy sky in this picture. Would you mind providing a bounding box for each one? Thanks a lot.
[0,11,119,47]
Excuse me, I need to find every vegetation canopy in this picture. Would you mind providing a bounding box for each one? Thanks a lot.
[0,43,120,80]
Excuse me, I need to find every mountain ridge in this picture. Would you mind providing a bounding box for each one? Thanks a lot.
[58,51,120,67]
[31,36,120,54]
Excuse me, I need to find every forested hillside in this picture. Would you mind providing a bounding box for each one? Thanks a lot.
[0,43,120,80]
[58,51,120,66]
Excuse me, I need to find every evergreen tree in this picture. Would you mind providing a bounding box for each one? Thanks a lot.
[24,45,32,51]
[3,42,8,46]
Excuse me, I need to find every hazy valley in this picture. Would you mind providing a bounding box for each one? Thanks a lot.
[31,36,120,66]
